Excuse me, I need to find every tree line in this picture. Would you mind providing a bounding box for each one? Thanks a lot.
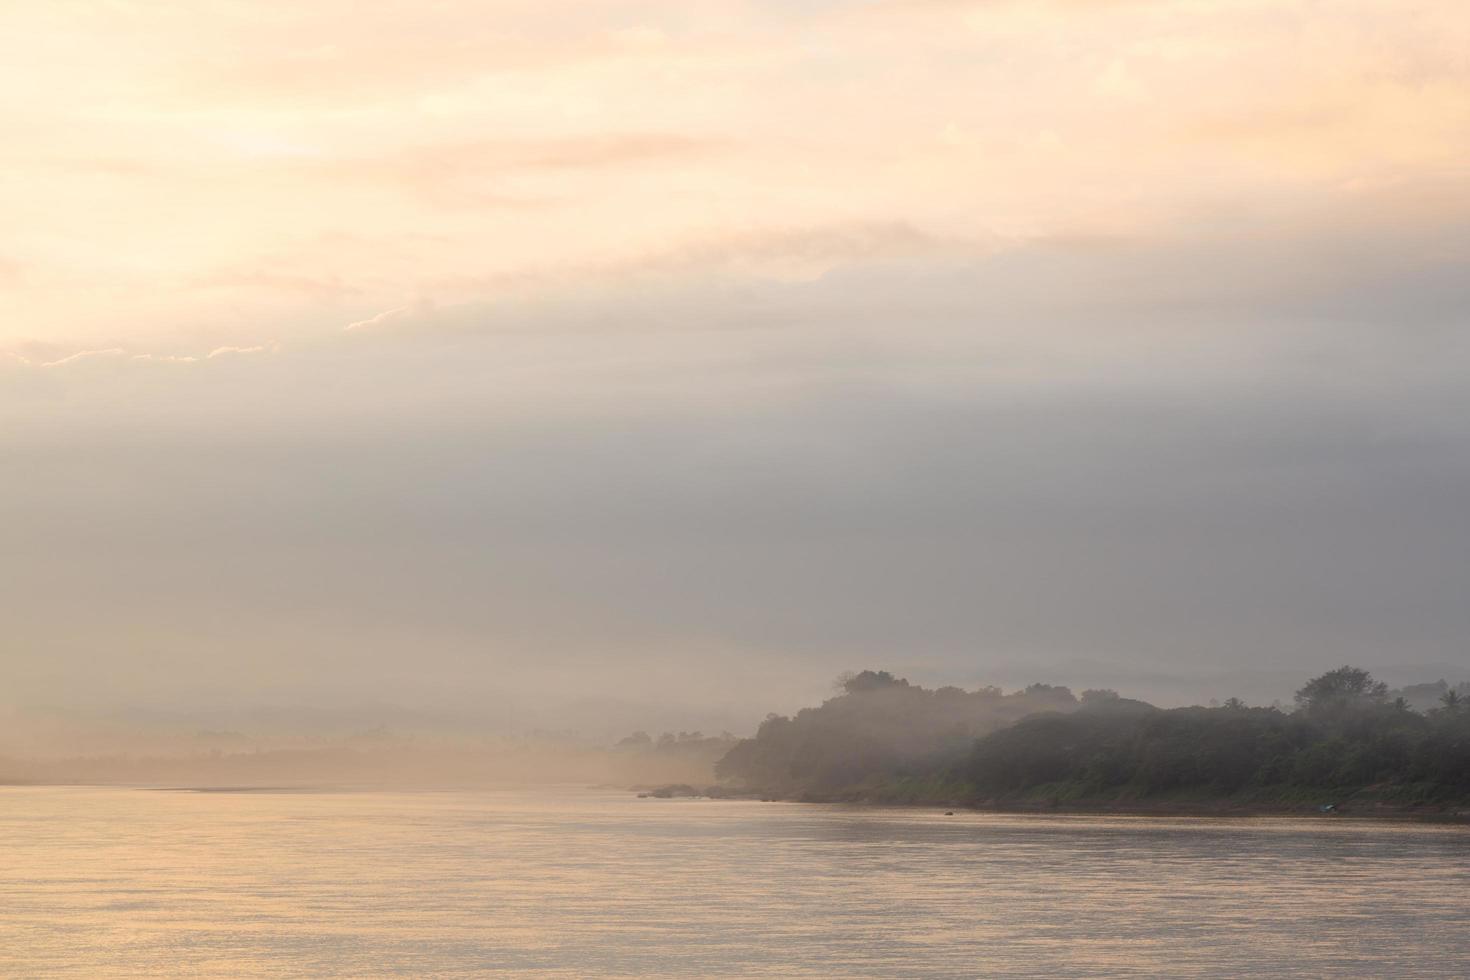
[713,667,1470,807]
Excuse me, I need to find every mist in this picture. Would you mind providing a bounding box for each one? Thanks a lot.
[7,3,1470,976]
[6,197,1470,760]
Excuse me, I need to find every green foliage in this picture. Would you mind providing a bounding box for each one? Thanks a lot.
[1294,666,1389,715]
[963,699,1470,802]
[965,668,1470,803]
[715,672,1081,795]
[719,666,1470,806]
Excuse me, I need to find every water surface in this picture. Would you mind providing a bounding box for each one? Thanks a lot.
[3,786,1467,977]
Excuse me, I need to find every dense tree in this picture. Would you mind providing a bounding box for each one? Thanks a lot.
[1294,666,1389,715]
[838,670,906,694]
[717,665,1470,806]
[961,692,1469,802]
[716,672,1086,796]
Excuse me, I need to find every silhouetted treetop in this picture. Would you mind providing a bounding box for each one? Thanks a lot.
[716,673,1119,794]
[716,665,1470,806]
[838,670,910,694]
[1294,666,1389,715]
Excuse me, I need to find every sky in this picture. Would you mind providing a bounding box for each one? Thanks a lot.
[3,0,1470,733]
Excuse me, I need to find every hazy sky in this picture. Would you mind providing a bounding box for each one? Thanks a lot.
[4,0,1469,726]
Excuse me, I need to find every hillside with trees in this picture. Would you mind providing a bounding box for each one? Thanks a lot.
[714,667,1470,811]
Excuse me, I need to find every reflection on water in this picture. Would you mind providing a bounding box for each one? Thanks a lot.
[2,786,1468,977]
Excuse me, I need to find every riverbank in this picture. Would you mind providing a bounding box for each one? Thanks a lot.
[637,784,1470,822]
[965,799,1470,823]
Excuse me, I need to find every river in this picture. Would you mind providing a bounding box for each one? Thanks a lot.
[2,786,1467,977]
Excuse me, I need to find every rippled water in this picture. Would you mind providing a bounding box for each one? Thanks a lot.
[3,786,1468,977]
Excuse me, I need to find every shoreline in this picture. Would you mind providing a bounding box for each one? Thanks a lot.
[955,800,1470,823]
[640,786,1470,823]
[7,780,1468,823]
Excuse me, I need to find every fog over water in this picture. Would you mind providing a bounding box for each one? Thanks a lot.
[6,217,1470,744]
[6,3,1470,972]
[4,0,1470,754]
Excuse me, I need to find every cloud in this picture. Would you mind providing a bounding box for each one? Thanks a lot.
[207,344,274,359]
[6,0,1469,348]
[132,353,200,364]
[280,133,720,210]
[3,0,1470,719]
[39,348,126,368]
[189,270,363,299]
[344,306,417,333]
[621,221,979,282]
[15,343,278,370]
